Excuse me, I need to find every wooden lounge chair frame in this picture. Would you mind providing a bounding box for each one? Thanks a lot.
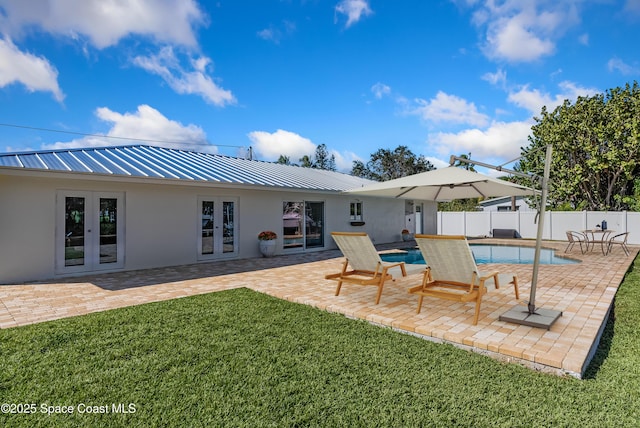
[325,232,407,304]
[408,234,518,325]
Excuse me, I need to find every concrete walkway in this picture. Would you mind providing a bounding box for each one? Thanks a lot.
[1,239,636,378]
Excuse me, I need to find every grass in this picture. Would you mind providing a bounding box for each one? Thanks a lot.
[2,259,640,427]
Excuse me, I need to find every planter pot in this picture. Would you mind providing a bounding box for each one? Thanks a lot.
[402,233,413,242]
[259,239,277,257]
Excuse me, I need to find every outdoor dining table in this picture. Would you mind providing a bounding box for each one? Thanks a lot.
[582,229,614,255]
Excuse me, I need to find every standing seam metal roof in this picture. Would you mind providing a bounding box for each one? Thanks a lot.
[0,145,374,192]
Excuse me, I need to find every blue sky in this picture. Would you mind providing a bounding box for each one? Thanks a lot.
[1,0,639,173]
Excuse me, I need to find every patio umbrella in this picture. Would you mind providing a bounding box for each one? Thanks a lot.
[344,166,536,201]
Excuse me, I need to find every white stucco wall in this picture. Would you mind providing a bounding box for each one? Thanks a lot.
[0,171,437,283]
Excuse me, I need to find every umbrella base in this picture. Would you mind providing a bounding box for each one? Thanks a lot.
[499,306,562,330]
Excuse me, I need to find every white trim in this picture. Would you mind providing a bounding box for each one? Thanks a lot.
[196,196,239,261]
[55,191,125,275]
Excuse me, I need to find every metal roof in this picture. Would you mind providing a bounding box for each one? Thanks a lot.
[0,145,374,192]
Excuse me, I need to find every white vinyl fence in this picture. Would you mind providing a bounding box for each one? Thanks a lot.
[437,211,640,245]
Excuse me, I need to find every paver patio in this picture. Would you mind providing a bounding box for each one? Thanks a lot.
[0,239,636,378]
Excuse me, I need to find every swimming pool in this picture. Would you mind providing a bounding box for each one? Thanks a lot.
[380,244,579,265]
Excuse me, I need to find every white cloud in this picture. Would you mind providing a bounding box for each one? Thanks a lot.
[132,47,235,107]
[335,0,373,28]
[485,14,555,62]
[481,68,507,87]
[257,20,296,44]
[248,129,317,161]
[607,57,640,75]
[624,0,640,15]
[42,104,213,152]
[425,156,451,170]
[470,1,580,63]
[332,150,361,172]
[410,91,489,127]
[0,0,205,49]
[0,36,64,101]
[508,81,599,115]
[578,33,589,46]
[0,1,230,105]
[257,28,277,42]
[428,120,533,161]
[371,82,391,99]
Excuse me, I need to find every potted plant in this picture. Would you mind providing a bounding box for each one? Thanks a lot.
[401,229,413,241]
[258,230,278,257]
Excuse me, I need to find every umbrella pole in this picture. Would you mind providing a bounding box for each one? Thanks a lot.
[499,145,562,329]
[528,144,552,313]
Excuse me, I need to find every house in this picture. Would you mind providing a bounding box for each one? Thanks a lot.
[479,195,535,212]
[0,145,437,283]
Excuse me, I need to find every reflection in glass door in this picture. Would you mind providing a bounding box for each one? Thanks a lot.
[198,197,237,259]
[305,202,324,248]
[99,198,118,264]
[222,201,235,254]
[64,197,86,267]
[201,201,214,255]
[57,192,124,274]
[282,201,324,250]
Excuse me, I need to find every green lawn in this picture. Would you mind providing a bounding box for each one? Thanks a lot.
[2,258,640,427]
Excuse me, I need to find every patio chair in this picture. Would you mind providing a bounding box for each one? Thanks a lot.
[408,235,518,325]
[325,232,407,304]
[607,232,630,256]
[565,231,588,254]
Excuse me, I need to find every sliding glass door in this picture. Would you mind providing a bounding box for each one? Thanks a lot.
[282,201,324,250]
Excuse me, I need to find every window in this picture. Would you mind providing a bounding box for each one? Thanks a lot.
[350,201,363,221]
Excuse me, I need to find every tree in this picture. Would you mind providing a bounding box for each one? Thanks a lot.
[451,153,476,171]
[293,144,337,171]
[276,155,291,165]
[439,153,480,211]
[516,81,640,211]
[298,155,313,168]
[311,144,336,171]
[351,145,434,181]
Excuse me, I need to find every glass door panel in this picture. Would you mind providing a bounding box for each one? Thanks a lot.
[198,197,237,259]
[283,202,304,249]
[99,198,118,264]
[223,201,234,253]
[65,197,86,266]
[305,202,324,248]
[202,201,214,255]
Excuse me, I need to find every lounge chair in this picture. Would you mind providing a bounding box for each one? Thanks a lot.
[565,231,587,254]
[325,232,407,304]
[408,235,519,325]
[607,232,630,256]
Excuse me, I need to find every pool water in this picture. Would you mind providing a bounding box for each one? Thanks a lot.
[380,244,579,265]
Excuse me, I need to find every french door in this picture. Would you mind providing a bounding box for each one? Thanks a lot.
[56,191,125,274]
[197,197,238,260]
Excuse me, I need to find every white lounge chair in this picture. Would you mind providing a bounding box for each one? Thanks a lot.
[325,232,407,304]
[408,234,519,325]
